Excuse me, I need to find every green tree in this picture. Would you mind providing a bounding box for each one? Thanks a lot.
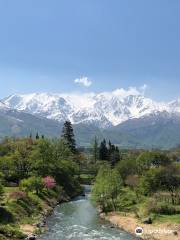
[99,139,108,161]
[136,151,153,175]
[116,158,137,184]
[150,151,171,167]
[36,132,40,140]
[0,183,4,202]
[108,143,120,166]
[20,176,43,195]
[10,139,33,182]
[158,165,180,205]
[30,139,53,177]
[92,136,99,163]
[0,156,16,182]
[92,164,123,211]
[139,165,180,204]
[139,168,161,195]
[61,121,77,154]
[0,138,13,157]
[136,151,171,175]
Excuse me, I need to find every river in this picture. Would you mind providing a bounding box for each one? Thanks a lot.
[38,186,137,240]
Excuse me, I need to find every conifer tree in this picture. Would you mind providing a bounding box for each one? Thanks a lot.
[99,139,108,161]
[108,141,120,166]
[36,132,39,139]
[61,121,77,153]
[92,136,99,163]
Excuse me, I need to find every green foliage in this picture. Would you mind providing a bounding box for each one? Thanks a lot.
[116,188,137,210]
[92,145,180,222]
[154,214,180,224]
[29,139,54,177]
[108,141,120,166]
[136,151,171,175]
[0,184,4,197]
[0,207,15,224]
[0,225,26,239]
[92,164,123,211]
[36,132,40,139]
[61,121,77,153]
[0,138,12,157]
[98,139,120,165]
[139,168,161,195]
[146,198,179,215]
[0,124,82,239]
[92,136,99,163]
[20,176,43,195]
[116,158,137,183]
[0,138,33,183]
[139,165,180,204]
[99,139,109,161]
[136,152,153,175]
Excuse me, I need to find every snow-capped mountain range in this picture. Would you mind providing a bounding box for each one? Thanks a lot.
[2,89,180,128]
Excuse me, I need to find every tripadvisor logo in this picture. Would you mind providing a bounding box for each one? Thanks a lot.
[135,227,143,236]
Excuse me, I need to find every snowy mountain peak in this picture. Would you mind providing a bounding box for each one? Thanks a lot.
[0,101,10,110]
[2,90,179,128]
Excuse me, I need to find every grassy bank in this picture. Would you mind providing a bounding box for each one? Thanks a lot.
[0,124,83,240]
[0,184,82,240]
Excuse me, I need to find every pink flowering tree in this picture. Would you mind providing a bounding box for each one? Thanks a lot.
[43,176,56,190]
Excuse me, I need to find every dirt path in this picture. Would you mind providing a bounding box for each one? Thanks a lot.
[20,224,37,235]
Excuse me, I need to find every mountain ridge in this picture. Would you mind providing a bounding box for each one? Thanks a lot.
[1,91,180,149]
[2,90,180,128]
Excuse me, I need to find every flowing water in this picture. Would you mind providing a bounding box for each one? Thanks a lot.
[38,186,137,240]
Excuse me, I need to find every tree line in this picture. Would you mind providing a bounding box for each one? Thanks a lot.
[0,121,82,239]
[92,148,180,220]
[92,137,121,166]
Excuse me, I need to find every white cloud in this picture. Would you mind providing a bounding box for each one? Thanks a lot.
[139,84,148,94]
[111,85,148,97]
[74,77,92,87]
[112,87,140,97]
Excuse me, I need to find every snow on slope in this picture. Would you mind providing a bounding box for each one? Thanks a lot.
[0,101,10,111]
[2,89,179,128]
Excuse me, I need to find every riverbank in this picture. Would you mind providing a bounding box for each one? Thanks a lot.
[20,193,64,237]
[20,187,83,239]
[100,212,180,240]
[0,185,83,240]
[36,186,137,240]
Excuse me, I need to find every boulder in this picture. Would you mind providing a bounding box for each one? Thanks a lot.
[26,234,37,240]
[143,217,152,224]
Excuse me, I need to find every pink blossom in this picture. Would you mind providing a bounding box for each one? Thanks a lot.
[9,191,26,200]
[43,176,56,189]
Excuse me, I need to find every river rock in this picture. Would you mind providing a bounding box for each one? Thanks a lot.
[143,217,152,224]
[26,234,37,240]
[36,218,46,228]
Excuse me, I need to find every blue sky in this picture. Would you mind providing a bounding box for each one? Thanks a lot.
[0,0,180,101]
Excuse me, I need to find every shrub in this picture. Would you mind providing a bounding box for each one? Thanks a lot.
[147,199,179,215]
[0,207,15,224]
[20,176,43,194]
[0,183,4,198]
[27,192,42,210]
[0,224,26,239]
[117,188,137,210]
[9,191,26,200]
